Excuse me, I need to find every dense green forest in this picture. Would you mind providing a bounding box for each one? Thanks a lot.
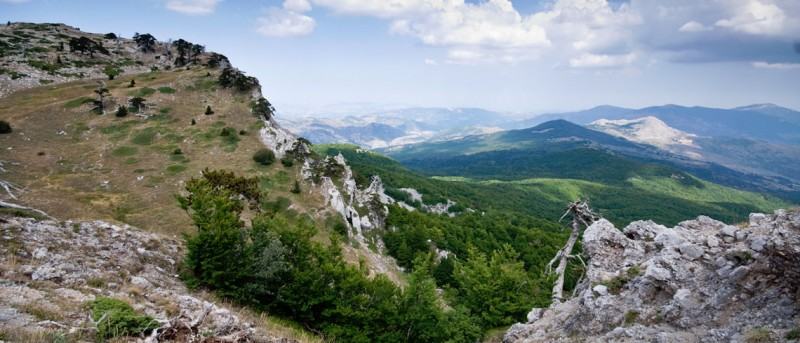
[179,170,567,342]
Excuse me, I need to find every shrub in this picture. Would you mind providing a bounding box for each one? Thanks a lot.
[786,328,800,340]
[623,310,639,325]
[281,156,294,167]
[601,265,641,295]
[158,86,175,94]
[291,180,301,194]
[253,149,275,166]
[115,105,128,117]
[104,33,117,39]
[205,105,214,115]
[173,148,183,155]
[90,297,158,339]
[191,118,196,125]
[0,120,11,134]
[104,65,121,80]
[128,79,136,88]
[220,127,236,136]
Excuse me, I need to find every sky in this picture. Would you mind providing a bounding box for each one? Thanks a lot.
[2,0,800,116]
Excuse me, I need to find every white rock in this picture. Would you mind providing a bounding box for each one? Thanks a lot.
[593,285,609,297]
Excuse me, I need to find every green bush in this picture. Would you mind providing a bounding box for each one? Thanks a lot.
[158,86,176,94]
[786,328,800,340]
[103,65,121,80]
[281,156,294,167]
[0,120,11,134]
[253,149,275,166]
[90,297,158,339]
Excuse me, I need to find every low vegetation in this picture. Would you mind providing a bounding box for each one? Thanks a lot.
[89,297,158,339]
[253,148,275,165]
[0,120,11,134]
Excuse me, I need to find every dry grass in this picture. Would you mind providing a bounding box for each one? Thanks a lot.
[0,68,310,236]
[19,302,63,321]
[0,327,86,343]
[196,290,323,343]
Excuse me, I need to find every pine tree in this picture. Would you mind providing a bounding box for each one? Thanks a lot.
[128,79,136,88]
[178,179,247,295]
[129,97,146,113]
[291,180,301,194]
[115,105,128,117]
[205,105,214,115]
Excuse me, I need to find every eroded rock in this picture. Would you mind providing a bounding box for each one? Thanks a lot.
[505,209,800,343]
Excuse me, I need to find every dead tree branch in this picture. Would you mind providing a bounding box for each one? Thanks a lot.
[549,200,597,305]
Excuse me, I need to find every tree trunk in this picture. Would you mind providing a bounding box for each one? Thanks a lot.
[551,218,580,304]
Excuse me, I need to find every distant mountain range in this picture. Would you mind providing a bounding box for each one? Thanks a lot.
[283,103,800,201]
[280,107,515,148]
[383,119,800,201]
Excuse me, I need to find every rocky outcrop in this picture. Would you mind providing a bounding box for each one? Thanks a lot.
[0,23,227,98]
[313,153,394,240]
[505,209,800,343]
[260,117,301,159]
[0,216,293,342]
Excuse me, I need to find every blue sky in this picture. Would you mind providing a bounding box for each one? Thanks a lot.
[2,0,799,116]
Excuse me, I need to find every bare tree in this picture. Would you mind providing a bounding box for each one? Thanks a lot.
[547,200,598,304]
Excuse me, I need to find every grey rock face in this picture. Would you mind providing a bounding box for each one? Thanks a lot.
[505,209,800,343]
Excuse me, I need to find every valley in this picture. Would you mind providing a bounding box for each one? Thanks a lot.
[0,11,798,343]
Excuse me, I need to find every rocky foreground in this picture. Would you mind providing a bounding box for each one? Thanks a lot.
[0,216,295,342]
[506,209,800,343]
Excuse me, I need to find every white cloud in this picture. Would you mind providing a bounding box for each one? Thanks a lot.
[424,58,438,65]
[308,0,644,65]
[715,0,787,35]
[165,0,221,15]
[256,4,316,37]
[569,52,637,68]
[284,0,312,13]
[280,0,800,66]
[679,21,711,32]
[752,61,800,69]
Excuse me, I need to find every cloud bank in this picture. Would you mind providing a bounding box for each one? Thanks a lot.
[275,0,800,68]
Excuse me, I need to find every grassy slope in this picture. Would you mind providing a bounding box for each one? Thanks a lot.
[0,68,325,236]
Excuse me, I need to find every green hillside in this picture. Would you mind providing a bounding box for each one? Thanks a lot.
[317,144,787,227]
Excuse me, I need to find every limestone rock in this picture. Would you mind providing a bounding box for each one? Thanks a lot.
[505,209,800,343]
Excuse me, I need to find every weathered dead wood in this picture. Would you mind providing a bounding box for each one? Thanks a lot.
[548,200,597,304]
